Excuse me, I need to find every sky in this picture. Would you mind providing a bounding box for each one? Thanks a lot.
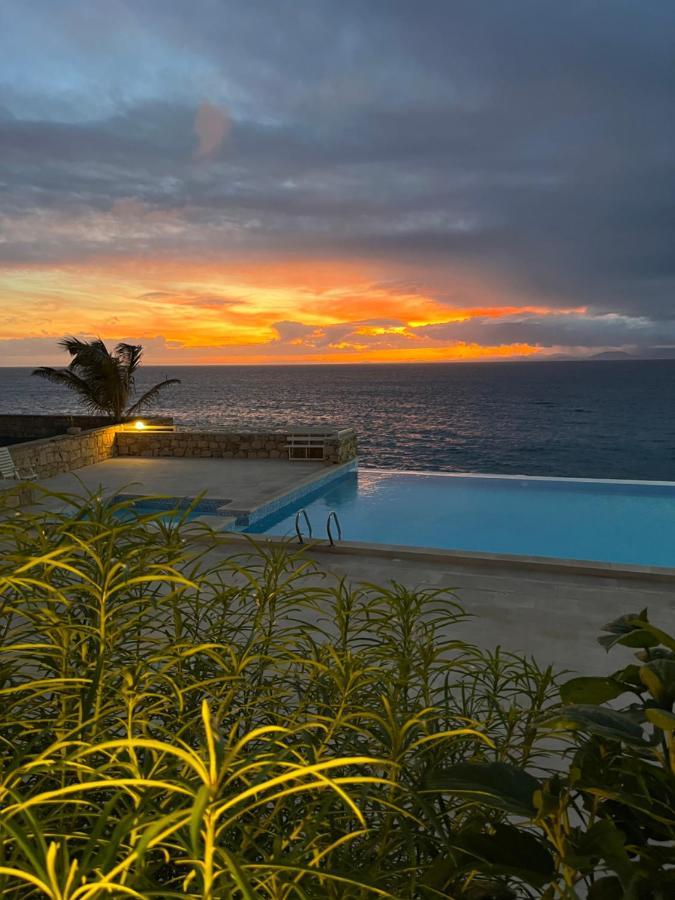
[1,0,674,365]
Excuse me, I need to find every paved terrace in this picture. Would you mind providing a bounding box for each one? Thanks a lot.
[200,538,675,676]
[35,457,337,519]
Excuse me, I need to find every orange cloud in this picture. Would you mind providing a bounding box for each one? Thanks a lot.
[0,255,583,364]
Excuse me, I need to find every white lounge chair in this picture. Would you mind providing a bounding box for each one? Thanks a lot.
[0,447,38,481]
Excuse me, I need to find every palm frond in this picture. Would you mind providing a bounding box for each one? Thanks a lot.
[126,378,181,415]
[115,343,143,398]
[33,338,178,421]
[115,343,143,374]
[31,367,114,416]
[59,336,109,361]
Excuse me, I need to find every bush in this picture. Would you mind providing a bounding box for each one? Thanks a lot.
[536,610,675,897]
[0,488,672,897]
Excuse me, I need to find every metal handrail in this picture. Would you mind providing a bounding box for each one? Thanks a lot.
[326,511,343,546]
[295,508,312,543]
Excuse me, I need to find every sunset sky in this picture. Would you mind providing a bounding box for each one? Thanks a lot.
[1,1,674,365]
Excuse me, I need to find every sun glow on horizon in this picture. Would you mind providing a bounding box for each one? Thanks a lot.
[1,256,590,366]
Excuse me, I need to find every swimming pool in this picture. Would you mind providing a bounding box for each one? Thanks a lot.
[244,468,675,568]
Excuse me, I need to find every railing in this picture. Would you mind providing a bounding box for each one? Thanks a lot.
[326,511,343,546]
[295,508,313,543]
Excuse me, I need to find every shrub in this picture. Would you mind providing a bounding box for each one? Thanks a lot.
[422,612,675,898]
[541,610,675,897]
[0,488,560,897]
[1,488,673,897]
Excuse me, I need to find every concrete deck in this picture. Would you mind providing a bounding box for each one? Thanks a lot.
[35,457,334,516]
[200,539,675,676]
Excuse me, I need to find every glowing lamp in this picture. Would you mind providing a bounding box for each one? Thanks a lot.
[134,420,146,430]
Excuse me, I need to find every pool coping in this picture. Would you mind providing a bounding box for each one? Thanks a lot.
[359,466,675,488]
[234,459,357,525]
[187,529,675,582]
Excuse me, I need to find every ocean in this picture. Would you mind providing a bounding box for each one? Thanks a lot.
[2,360,675,481]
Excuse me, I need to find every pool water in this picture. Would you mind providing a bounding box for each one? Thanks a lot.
[245,469,675,567]
[112,501,204,524]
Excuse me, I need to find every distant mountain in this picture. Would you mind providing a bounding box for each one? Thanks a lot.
[584,349,675,361]
[536,349,675,362]
[589,350,635,360]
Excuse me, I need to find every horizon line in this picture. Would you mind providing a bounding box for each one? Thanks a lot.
[1,357,672,369]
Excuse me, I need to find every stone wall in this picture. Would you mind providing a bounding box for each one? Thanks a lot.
[0,414,174,446]
[116,428,358,464]
[3,424,357,482]
[8,426,120,479]
[334,429,358,464]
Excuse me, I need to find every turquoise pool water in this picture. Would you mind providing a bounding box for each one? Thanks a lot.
[245,469,675,567]
[112,500,204,524]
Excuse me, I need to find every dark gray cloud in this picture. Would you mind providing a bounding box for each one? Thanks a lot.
[417,312,675,349]
[1,0,674,349]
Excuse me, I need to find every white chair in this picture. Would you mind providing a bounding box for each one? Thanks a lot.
[0,447,38,481]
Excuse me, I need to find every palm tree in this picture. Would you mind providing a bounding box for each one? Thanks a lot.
[33,337,181,423]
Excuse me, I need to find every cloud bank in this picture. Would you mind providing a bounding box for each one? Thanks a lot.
[1,0,674,362]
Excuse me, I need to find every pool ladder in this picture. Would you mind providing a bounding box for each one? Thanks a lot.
[326,511,342,546]
[294,508,312,543]
[294,508,343,546]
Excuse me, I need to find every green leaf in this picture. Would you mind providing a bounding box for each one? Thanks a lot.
[598,611,660,651]
[423,762,540,817]
[646,708,675,732]
[599,629,660,650]
[189,784,210,854]
[629,620,675,654]
[560,677,627,704]
[541,705,646,744]
[588,876,624,899]
[639,659,675,704]
[610,664,643,687]
[454,824,555,887]
[565,819,631,879]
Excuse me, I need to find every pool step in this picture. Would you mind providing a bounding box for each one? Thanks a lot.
[187,514,238,533]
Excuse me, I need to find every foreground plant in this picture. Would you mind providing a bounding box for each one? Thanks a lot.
[424,610,675,898]
[4,490,673,897]
[0,486,564,898]
[2,488,673,897]
[547,610,675,897]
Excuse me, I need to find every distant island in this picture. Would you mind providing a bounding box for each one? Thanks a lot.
[543,349,675,362]
[589,351,636,360]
